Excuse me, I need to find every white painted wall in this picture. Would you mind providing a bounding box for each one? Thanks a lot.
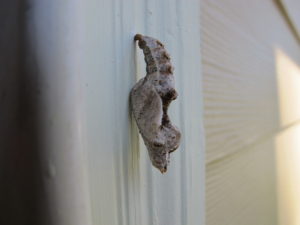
[81,1,205,225]
[201,0,300,224]
[0,0,205,224]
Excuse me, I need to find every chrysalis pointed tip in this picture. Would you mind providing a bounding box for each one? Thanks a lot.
[159,166,167,174]
[134,34,143,41]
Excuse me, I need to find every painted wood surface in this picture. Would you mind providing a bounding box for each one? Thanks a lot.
[201,0,300,224]
[81,1,205,225]
[0,0,204,224]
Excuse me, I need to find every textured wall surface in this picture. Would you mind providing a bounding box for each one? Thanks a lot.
[81,1,205,225]
[1,0,205,225]
[201,0,300,224]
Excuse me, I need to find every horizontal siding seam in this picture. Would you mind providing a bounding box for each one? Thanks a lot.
[206,119,300,166]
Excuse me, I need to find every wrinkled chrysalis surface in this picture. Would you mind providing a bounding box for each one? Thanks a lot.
[130,34,181,173]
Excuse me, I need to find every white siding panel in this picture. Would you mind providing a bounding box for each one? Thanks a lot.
[18,0,204,224]
[81,1,205,225]
[201,0,300,224]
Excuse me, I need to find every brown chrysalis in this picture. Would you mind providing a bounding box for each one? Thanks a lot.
[130,34,181,173]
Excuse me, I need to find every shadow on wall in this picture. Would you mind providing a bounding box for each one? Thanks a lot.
[0,1,50,224]
[202,1,300,224]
